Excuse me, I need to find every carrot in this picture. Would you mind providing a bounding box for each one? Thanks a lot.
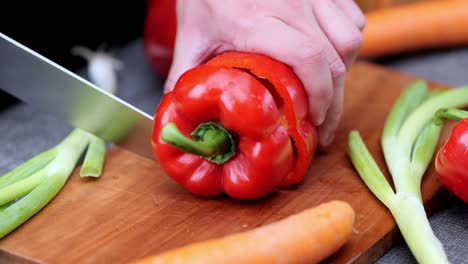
[359,0,468,58]
[130,200,355,264]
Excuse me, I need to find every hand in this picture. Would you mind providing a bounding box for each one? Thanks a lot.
[164,0,365,147]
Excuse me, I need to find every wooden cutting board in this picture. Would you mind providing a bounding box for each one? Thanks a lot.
[0,62,454,264]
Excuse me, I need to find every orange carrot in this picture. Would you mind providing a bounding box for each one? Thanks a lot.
[130,200,355,264]
[359,0,468,58]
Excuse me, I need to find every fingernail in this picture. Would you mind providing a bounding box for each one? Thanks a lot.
[317,108,327,125]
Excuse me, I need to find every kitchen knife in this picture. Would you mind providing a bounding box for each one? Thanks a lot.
[0,33,155,160]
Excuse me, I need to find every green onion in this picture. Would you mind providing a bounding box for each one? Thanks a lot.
[410,121,442,183]
[398,86,468,161]
[0,128,106,239]
[0,149,55,189]
[347,131,395,208]
[0,168,49,206]
[0,46,119,238]
[0,203,9,212]
[433,108,468,125]
[80,133,106,177]
[347,81,468,263]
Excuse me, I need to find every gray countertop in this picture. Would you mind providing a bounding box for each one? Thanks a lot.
[0,39,467,263]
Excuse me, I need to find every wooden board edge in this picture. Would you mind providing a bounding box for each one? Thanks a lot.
[0,248,44,264]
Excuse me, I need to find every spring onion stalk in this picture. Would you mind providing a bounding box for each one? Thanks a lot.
[0,45,120,238]
[433,108,468,125]
[0,149,55,189]
[0,169,49,206]
[398,86,468,157]
[0,203,9,212]
[409,89,451,179]
[410,122,442,181]
[348,131,395,208]
[80,133,106,177]
[0,129,105,238]
[347,81,468,264]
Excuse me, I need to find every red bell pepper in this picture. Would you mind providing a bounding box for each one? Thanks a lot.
[152,52,317,199]
[143,0,176,78]
[206,52,317,187]
[434,108,468,203]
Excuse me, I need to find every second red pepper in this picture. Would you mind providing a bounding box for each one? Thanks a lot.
[152,52,317,199]
[434,108,468,204]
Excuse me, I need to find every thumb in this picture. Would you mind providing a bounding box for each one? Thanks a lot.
[163,33,209,93]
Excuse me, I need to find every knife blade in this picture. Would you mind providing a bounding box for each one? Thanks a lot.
[0,33,156,160]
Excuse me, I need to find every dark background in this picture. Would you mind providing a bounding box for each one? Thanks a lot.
[1,0,149,110]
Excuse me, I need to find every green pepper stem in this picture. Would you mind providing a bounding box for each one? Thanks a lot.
[433,108,468,125]
[160,122,231,158]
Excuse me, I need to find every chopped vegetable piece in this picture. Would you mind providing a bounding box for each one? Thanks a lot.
[80,133,106,177]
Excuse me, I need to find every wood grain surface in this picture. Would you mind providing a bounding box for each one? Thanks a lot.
[0,62,453,264]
